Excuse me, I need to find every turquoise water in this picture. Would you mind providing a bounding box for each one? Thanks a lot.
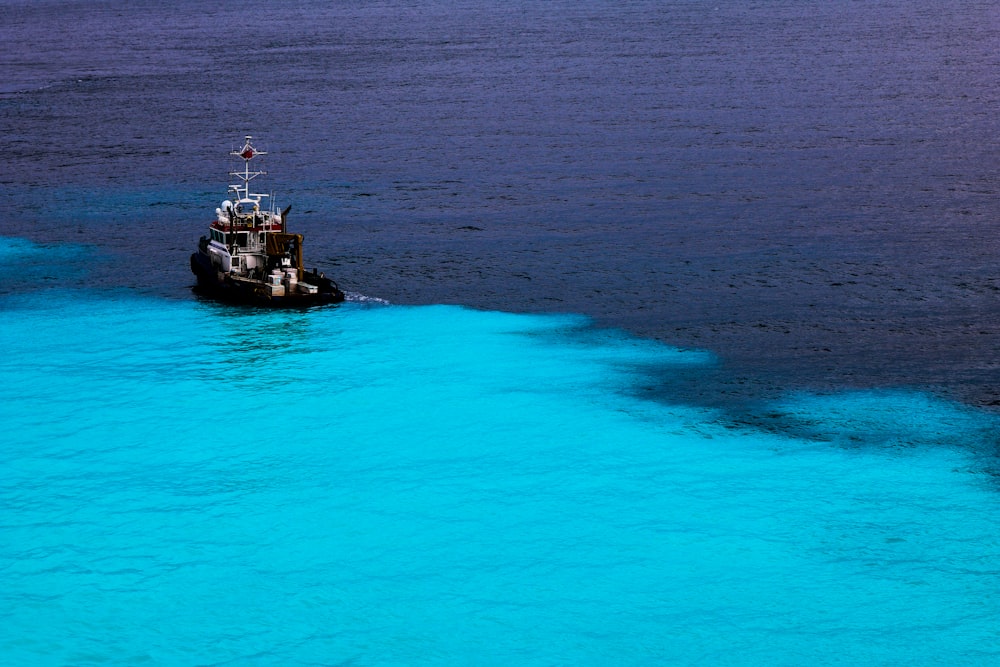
[3,241,999,665]
[6,1,1000,662]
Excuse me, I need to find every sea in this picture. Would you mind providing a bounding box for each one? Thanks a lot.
[2,1,1000,664]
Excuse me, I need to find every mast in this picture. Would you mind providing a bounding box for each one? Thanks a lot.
[229,135,270,221]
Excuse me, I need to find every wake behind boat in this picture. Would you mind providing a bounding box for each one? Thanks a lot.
[190,135,345,306]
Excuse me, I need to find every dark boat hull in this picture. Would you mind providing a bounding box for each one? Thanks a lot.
[190,251,345,307]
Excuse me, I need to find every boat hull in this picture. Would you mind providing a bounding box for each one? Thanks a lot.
[190,251,345,307]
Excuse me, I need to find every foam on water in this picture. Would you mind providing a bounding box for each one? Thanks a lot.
[1,251,999,664]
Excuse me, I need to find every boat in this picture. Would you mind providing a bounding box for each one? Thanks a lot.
[190,135,345,306]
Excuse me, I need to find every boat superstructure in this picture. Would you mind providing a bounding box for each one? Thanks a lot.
[190,135,344,306]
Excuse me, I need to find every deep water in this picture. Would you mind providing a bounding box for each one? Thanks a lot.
[3,1,1000,664]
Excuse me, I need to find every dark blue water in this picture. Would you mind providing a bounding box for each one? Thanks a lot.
[3,1,1000,664]
[4,0,1000,408]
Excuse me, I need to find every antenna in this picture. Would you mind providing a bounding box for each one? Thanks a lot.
[229,135,268,202]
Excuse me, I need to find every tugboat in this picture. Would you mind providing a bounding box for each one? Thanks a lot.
[190,135,345,306]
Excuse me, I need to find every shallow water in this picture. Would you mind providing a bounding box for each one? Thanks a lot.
[3,1,1000,663]
[2,263,999,664]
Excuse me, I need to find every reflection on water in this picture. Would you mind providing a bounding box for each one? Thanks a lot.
[197,301,346,383]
